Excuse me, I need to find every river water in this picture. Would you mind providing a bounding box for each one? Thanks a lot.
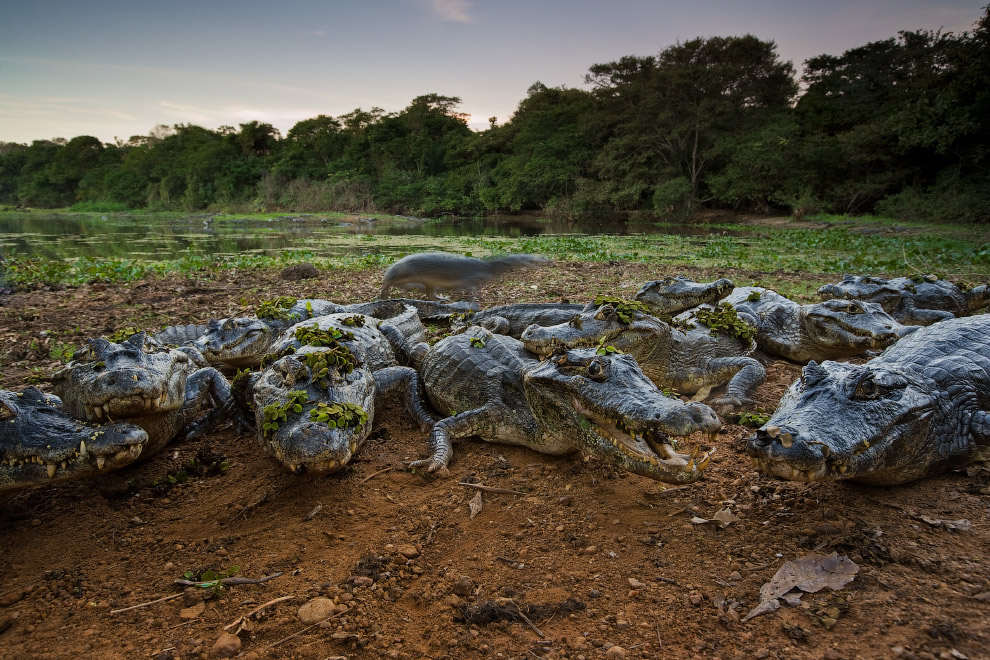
[0,213,721,261]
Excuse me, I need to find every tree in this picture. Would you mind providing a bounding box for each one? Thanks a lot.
[586,36,797,213]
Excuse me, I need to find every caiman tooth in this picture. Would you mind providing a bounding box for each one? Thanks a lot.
[96,456,106,469]
[103,403,110,415]
[328,459,338,469]
[46,463,56,478]
[765,425,781,438]
[92,405,103,420]
[132,374,139,382]
[838,464,848,474]
[689,445,701,460]
[129,444,143,458]
[60,461,67,471]
[697,451,713,472]
[79,440,88,458]
[685,458,696,472]
[290,464,300,473]
[649,456,659,466]
[780,433,794,449]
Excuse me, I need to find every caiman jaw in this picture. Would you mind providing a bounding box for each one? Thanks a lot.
[572,399,714,479]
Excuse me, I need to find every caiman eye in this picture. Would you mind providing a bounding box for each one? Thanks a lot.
[586,360,605,380]
[852,372,906,400]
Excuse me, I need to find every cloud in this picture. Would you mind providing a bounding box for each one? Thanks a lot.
[423,0,473,23]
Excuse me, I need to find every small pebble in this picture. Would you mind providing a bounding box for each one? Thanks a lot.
[210,632,241,658]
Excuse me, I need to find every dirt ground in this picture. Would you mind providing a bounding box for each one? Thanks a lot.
[1,261,988,660]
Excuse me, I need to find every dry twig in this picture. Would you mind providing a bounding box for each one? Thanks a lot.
[110,592,184,615]
[358,466,394,483]
[458,482,527,496]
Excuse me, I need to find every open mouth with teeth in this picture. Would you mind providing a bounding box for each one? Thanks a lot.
[1,426,149,491]
[83,391,175,421]
[572,399,714,482]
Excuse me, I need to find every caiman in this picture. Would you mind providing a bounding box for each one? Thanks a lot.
[0,388,148,493]
[634,275,734,319]
[411,326,721,483]
[818,274,990,326]
[717,286,918,363]
[747,315,990,485]
[520,300,765,413]
[247,316,435,473]
[51,333,244,462]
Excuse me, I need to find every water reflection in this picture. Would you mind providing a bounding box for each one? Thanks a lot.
[0,213,726,261]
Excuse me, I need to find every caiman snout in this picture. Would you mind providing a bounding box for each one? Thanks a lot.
[96,368,154,393]
[658,402,721,436]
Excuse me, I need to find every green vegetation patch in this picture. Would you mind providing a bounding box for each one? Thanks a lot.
[340,315,366,327]
[302,348,358,383]
[294,323,355,347]
[256,297,299,320]
[691,303,757,341]
[309,402,369,430]
[262,390,308,436]
[106,326,145,343]
[593,296,651,324]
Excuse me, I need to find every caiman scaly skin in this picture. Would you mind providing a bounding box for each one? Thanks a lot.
[269,314,402,372]
[192,299,345,369]
[747,315,990,485]
[249,354,434,474]
[51,333,243,460]
[521,303,765,413]
[818,274,990,326]
[635,276,734,319]
[413,327,721,483]
[721,286,918,363]
[0,388,148,493]
[193,300,425,370]
[451,303,588,338]
[378,252,546,300]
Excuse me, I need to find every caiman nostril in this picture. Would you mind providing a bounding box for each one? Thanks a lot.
[752,432,774,448]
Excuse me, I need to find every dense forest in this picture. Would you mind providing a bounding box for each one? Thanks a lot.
[1,9,988,223]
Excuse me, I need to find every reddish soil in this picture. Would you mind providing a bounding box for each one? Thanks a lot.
[1,262,988,660]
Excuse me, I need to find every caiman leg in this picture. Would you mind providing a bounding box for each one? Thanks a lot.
[409,402,511,474]
[681,357,766,412]
[477,315,511,335]
[182,368,251,440]
[378,322,414,366]
[901,302,955,325]
[373,367,438,432]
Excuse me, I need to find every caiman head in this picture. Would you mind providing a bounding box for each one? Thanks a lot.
[800,299,919,356]
[251,349,375,474]
[520,303,668,360]
[635,276,734,317]
[0,387,148,492]
[817,275,900,309]
[747,360,946,485]
[523,348,721,484]
[52,333,193,423]
[194,318,277,369]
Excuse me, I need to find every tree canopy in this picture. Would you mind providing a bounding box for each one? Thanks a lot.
[2,8,987,223]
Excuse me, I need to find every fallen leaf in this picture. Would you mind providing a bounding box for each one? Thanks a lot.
[918,516,971,532]
[690,517,709,525]
[469,491,483,520]
[712,508,740,528]
[743,552,858,622]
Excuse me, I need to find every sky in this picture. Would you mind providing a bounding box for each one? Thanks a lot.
[0,0,985,144]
